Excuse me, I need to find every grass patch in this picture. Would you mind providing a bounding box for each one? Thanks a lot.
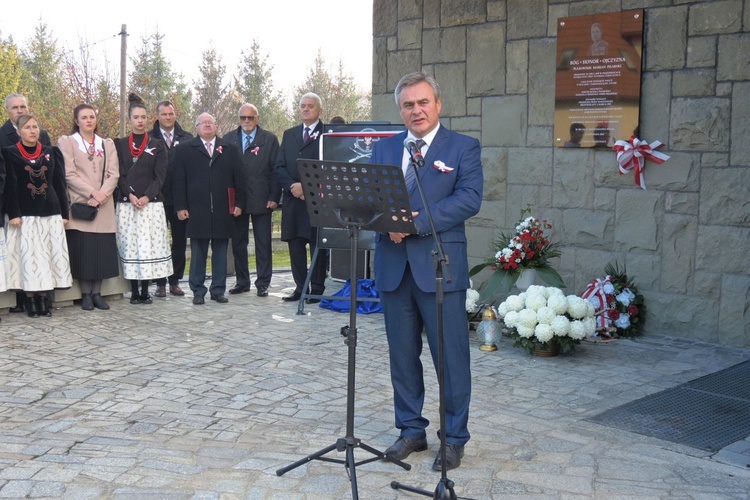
[187,248,292,273]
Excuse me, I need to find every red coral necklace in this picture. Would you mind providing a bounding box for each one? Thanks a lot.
[83,136,95,160]
[16,142,42,163]
[129,133,149,163]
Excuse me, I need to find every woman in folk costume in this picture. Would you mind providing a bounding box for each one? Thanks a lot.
[58,104,120,311]
[114,94,172,304]
[2,115,72,317]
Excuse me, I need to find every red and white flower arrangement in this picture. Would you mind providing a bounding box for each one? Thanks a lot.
[470,205,565,295]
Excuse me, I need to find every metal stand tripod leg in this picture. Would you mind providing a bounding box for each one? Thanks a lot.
[276,226,410,499]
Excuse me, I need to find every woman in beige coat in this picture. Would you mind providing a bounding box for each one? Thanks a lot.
[58,104,120,310]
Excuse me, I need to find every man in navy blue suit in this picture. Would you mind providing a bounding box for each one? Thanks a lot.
[372,72,483,471]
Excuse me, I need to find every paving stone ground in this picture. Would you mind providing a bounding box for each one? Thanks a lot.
[1,271,749,499]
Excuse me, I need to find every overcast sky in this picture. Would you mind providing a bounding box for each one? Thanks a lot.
[5,1,373,101]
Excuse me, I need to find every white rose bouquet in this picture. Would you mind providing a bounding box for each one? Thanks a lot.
[497,285,596,354]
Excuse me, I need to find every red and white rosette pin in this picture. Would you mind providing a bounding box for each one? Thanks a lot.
[612,135,670,190]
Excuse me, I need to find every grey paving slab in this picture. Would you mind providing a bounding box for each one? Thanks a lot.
[1,271,749,498]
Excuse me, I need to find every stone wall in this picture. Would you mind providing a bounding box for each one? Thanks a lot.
[372,0,750,346]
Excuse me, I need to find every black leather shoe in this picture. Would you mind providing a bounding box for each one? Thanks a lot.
[432,443,464,472]
[130,295,142,305]
[305,297,321,304]
[384,436,428,461]
[9,305,24,313]
[229,284,250,295]
[282,291,302,302]
[210,294,229,303]
[256,286,268,297]
[140,293,153,305]
[192,296,205,305]
[91,293,110,310]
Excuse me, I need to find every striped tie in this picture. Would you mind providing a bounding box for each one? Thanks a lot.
[404,139,426,190]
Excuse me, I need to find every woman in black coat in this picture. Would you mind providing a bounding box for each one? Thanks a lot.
[114,94,172,304]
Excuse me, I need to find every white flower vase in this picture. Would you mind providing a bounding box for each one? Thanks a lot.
[516,269,537,292]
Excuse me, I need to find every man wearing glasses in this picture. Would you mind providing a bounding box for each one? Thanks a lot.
[224,104,280,297]
[172,113,245,304]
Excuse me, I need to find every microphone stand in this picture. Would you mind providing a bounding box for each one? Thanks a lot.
[390,156,469,500]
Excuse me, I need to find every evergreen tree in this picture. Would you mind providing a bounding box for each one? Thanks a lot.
[129,30,192,127]
[19,22,66,137]
[0,35,25,110]
[293,49,371,124]
[193,47,234,134]
[234,39,292,137]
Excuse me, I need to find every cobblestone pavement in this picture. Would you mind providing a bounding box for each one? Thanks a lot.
[2,272,750,499]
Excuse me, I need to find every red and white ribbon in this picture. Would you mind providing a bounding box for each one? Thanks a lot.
[612,135,670,190]
[581,275,612,330]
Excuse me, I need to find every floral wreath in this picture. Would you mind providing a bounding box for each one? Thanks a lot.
[580,262,645,340]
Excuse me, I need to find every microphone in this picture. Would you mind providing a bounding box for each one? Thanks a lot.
[404,138,425,167]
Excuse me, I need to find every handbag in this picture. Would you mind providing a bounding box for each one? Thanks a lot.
[70,203,99,221]
[70,139,107,221]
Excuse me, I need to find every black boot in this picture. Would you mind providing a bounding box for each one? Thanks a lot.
[91,293,110,310]
[36,295,52,317]
[81,293,94,311]
[10,292,25,313]
[25,296,39,318]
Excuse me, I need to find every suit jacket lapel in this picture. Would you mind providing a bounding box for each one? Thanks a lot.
[299,121,322,152]
[193,136,212,159]
[418,126,449,181]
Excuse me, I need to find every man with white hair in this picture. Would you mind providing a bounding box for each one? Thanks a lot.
[274,93,328,303]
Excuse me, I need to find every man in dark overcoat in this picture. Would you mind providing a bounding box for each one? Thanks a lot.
[224,103,280,297]
[1,93,53,313]
[172,113,246,304]
[274,92,327,302]
[151,100,194,297]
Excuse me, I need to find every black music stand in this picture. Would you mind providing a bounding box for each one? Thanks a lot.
[276,159,417,499]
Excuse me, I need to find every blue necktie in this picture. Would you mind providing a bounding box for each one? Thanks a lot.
[244,135,251,152]
[404,139,426,190]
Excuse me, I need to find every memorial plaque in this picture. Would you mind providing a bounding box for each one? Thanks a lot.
[554,9,644,148]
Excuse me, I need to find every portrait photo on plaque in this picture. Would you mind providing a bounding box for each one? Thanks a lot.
[553,9,644,148]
